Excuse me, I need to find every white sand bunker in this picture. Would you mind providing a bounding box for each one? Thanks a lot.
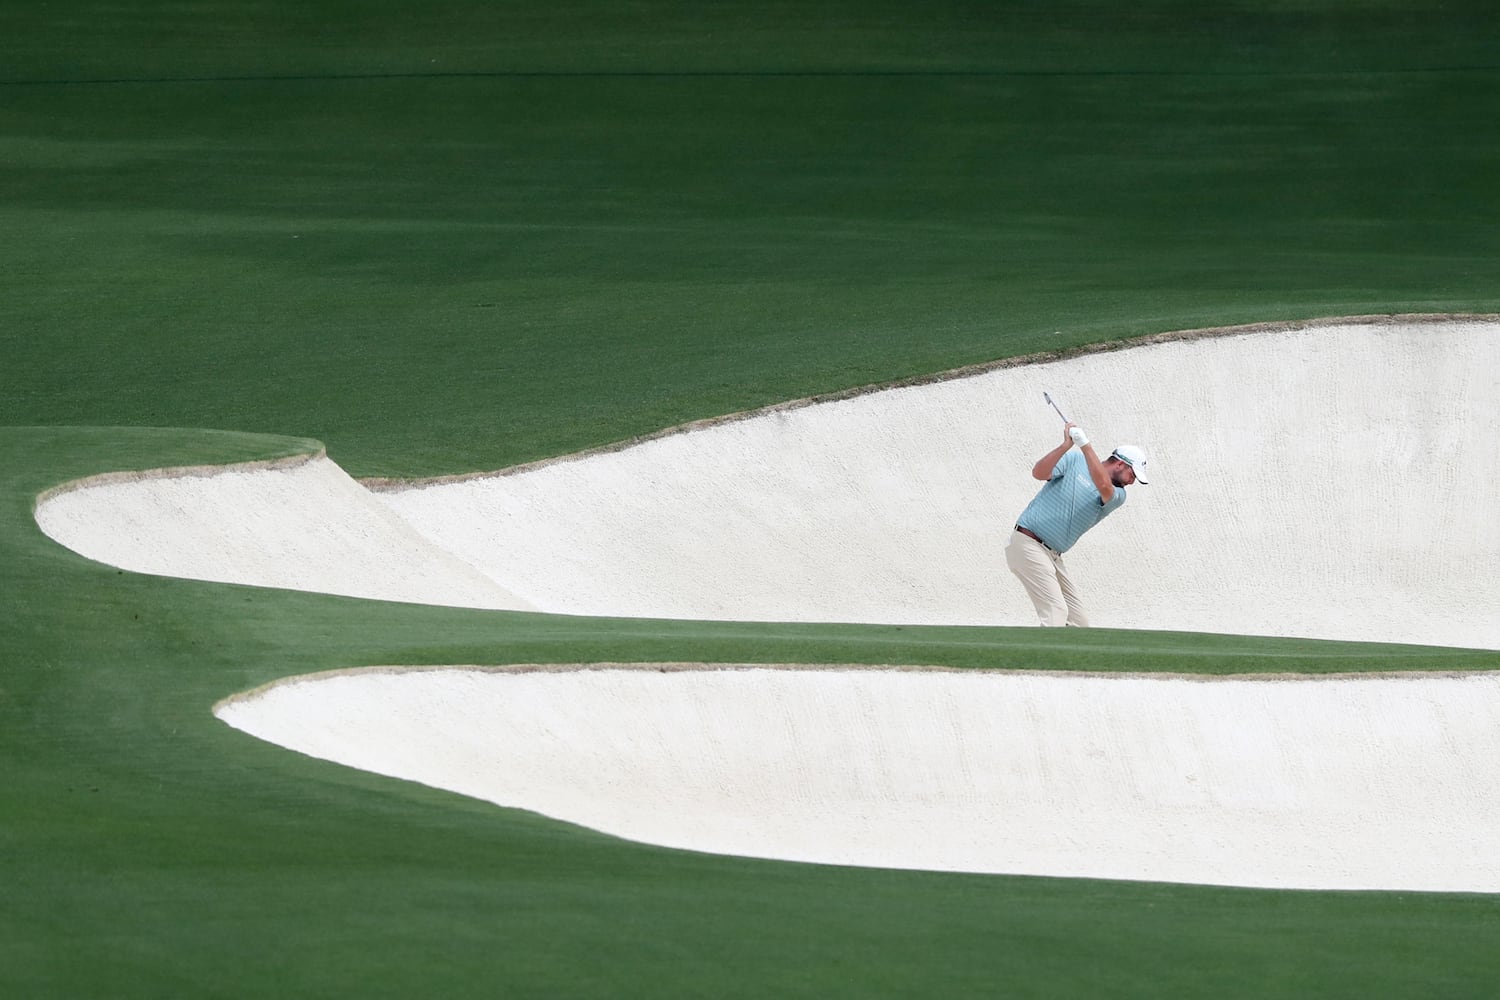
[34,316,1500,647]
[35,452,536,611]
[373,316,1500,646]
[40,316,1500,890]
[217,664,1500,892]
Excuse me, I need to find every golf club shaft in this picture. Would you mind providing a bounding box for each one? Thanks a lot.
[1043,392,1068,423]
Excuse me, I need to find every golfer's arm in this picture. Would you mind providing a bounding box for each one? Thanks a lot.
[1080,443,1115,502]
[1031,442,1071,481]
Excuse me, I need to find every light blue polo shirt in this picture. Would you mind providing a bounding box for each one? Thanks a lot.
[1016,449,1125,553]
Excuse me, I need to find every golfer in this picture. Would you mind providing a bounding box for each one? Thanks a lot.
[1007,422,1149,627]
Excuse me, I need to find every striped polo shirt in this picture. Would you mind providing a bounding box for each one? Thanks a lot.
[1016,449,1126,553]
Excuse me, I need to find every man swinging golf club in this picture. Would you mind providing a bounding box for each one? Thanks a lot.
[1007,394,1150,627]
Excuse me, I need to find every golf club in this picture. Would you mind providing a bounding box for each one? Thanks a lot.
[1043,392,1068,423]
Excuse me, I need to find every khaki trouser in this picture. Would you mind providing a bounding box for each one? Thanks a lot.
[1005,529,1089,627]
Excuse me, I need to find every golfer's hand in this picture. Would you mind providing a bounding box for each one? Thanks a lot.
[1066,423,1089,448]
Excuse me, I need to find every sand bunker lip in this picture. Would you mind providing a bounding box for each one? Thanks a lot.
[215,663,1500,892]
[31,314,1500,648]
[33,448,538,612]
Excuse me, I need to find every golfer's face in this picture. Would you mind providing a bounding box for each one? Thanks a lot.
[1109,459,1137,487]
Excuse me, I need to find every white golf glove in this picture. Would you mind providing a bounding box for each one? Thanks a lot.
[1069,426,1089,447]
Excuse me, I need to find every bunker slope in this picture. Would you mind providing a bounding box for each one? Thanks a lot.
[36,452,536,611]
[216,665,1500,892]
[35,317,1500,647]
[371,317,1500,648]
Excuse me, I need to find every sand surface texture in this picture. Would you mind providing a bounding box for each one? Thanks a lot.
[217,665,1500,892]
[373,318,1499,647]
[37,453,535,611]
[38,317,1500,646]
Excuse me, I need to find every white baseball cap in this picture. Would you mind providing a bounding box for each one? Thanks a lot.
[1111,445,1150,484]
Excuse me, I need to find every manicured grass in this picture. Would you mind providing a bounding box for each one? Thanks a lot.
[5,3,1500,997]
[5,6,1500,476]
[7,427,1500,999]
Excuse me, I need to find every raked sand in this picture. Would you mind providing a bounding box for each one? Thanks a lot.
[39,317,1498,645]
[371,317,1500,647]
[38,452,537,611]
[216,665,1500,892]
[35,316,1500,889]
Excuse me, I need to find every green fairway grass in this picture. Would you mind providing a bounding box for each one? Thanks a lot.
[5,3,1500,997]
[6,4,1500,475]
[9,427,1500,998]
